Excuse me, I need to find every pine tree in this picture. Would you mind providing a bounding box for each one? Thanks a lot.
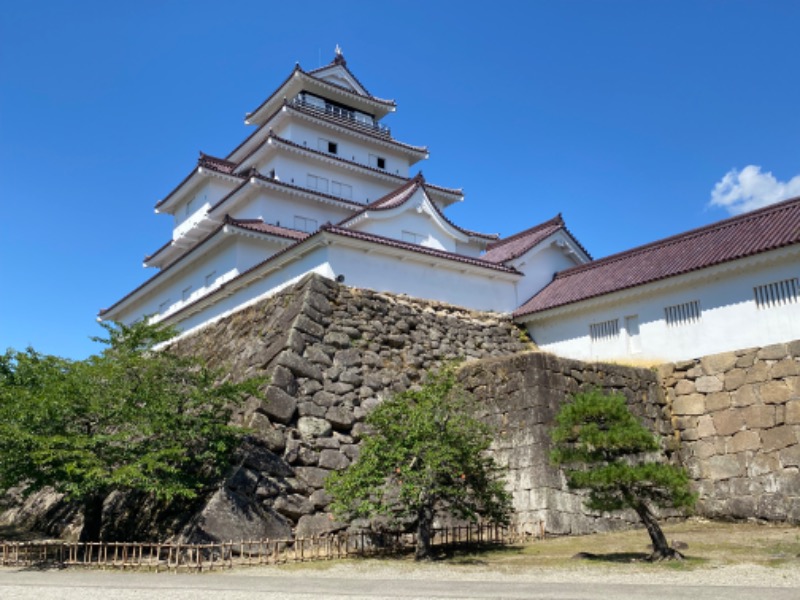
[326,366,511,560]
[550,389,696,561]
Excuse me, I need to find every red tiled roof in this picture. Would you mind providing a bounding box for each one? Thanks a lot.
[155,153,244,210]
[514,195,800,317]
[338,175,498,241]
[320,224,517,273]
[224,216,309,241]
[483,215,566,264]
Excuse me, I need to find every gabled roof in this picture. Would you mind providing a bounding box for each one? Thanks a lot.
[224,216,309,241]
[245,54,396,127]
[155,153,242,211]
[338,174,497,241]
[307,51,372,97]
[515,195,800,318]
[482,214,591,264]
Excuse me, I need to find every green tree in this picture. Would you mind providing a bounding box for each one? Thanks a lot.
[550,389,696,561]
[325,366,511,560]
[0,320,258,542]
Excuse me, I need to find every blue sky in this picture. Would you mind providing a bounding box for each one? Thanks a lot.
[2,1,799,360]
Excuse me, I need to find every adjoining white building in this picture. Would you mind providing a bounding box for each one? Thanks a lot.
[100,49,800,363]
[515,197,800,362]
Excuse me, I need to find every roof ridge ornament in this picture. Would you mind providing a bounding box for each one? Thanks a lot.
[333,44,346,65]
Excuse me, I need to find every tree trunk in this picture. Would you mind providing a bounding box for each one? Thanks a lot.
[632,502,683,561]
[79,492,106,544]
[415,502,434,561]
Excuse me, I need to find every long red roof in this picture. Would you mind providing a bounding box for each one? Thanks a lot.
[515,195,800,317]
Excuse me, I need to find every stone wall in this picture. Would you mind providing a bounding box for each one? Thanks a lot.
[460,352,671,536]
[659,342,800,523]
[170,274,532,541]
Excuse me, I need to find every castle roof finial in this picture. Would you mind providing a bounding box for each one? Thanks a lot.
[333,44,346,65]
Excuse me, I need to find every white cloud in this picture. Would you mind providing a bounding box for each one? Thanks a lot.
[709,165,800,215]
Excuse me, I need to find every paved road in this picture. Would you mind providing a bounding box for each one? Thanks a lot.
[1,567,799,600]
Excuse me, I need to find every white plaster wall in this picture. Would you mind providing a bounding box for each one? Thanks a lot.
[283,120,411,178]
[512,235,585,307]
[112,236,283,326]
[525,252,800,362]
[230,189,353,232]
[172,180,233,238]
[356,209,457,253]
[257,152,397,205]
[326,244,518,313]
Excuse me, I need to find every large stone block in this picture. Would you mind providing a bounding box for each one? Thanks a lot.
[712,409,745,436]
[701,352,738,375]
[262,386,298,424]
[758,381,792,405]
[702,454,746,480]
[728,430,761,453]
[672,394,705,415]
[297,416,333,440]
[674,379,696,396]
[732,384,757,407]
[187,488,292,543]
[294,466,331,490]
[705,391,731,412]
[787,400,800,425]
[761,425,798,452]
[278,351,324,381]
[742,404,776,429]
[757,343,788,361]
[318,449,351,471]
[696,415,716,438]
[273,494,314,520]
[295,513,346,538]
[696,375,724,393]
[771,358,800,378]
[779,444,800,467]
[723,369,747,391]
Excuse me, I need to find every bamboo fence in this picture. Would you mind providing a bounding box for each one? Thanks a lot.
[0,522,542,572]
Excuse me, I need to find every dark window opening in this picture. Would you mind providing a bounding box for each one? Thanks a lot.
[377,157,386,169]
[328,141,338,154]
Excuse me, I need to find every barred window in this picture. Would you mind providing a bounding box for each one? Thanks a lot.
[589,319,619,341]
[664,300,701,326]
[754,277,799,309]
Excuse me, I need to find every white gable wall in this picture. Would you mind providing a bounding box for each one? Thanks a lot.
[227,189,353,232]
[172,179,234,238]
[357,209,456,252]
[522,248,800,362]
[510,232,589,310]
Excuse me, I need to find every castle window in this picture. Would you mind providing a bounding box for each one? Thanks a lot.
[331,181,353,200]
[369,154,386,170]
[306,174,329,193]
[754,277,799,309]
[589,318,619,342]
[182,285,193,302]
[401,230,426,245]
[294,216,318,233]
[205,271,217,287]
[664,300,701,326]
[318,138,338,155]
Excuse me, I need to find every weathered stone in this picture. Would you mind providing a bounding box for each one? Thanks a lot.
[701,352,738,375]
[696,375,724,393]
[278,351,324,381]
[270,365,297,394]
[672,394,705,415]
[757,343,788,361]
[326,406,356,431]
[732,384,757,407]
[779,445,800,467]
[334,348,363,367]
[758,381,792,405]
[705,392,731,412]
[273,494,314,520]
[262,386,297,424]
[761,425,798,452]
[295,314,325,339]
[246,413,286,452]
[295,513,346,538]
[702,454,746,480]
[728,430,761,453]
[712,409,745,436]
[723,369,747,391]
[318,449,351,470]
[323,332,351,348]
[674,379,696,395]
[312,390,339,407]
[787,400,800,425]
[745,362,770,384]
[339,369,363,386]
[696,415,716,438]
[305,346,333,367]
[187,488,292,543]
[297,401,326,418]
[294,466,330,490]
[742,404,776,429]
[327,381,354,394]
[308,489,333,510]
[227,467,259,496]
[238,440,293,477]
[297,416,333,440]
[771,358,800,378]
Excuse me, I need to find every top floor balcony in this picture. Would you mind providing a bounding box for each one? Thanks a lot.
[292,93,391,137]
